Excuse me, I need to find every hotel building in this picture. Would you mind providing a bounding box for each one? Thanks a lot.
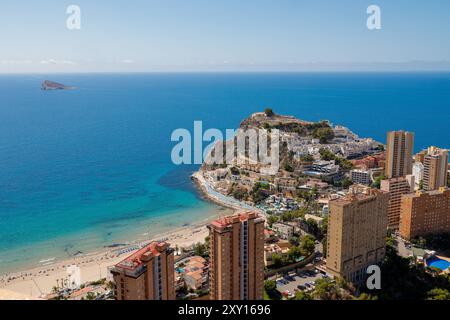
[381,175,414,230]
[111,241,175,300]
[423,147,449,191]
[385,131,414,179]
[399,188,450,240]
[350,169,372,185]
[414,149,427,164]
[208,212,265,300]
[326,185,389,285]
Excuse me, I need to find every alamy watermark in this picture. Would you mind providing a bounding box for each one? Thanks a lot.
[64,5,380,32]
[66,5,81,30]
[367,5,382,30]
[171,121,280,172]
[366,265,381,290]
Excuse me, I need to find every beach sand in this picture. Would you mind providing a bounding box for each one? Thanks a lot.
[0,170,251,299]
[0,222,212,298]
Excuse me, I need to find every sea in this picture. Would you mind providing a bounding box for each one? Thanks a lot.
[0,72,449,274]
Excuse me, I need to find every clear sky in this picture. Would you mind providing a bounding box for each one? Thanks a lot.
[1,0,449,72]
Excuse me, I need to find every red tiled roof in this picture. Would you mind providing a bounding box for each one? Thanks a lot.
[210,211,259,229]
[116,241,167,270]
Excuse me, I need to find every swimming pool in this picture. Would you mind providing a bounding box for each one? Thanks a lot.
[427,258,450,271]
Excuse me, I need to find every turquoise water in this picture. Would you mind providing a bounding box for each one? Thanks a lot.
[0,73,449,274]
[427,258,450,270]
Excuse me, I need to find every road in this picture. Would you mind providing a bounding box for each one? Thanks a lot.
[194,171,264,214]
[394,234,413,258]
[276,270,325,297]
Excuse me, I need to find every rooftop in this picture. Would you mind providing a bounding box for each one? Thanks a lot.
[404,187,450,199]
[330,186,386,206]
[209,211,262,230]
[115,241,169,271]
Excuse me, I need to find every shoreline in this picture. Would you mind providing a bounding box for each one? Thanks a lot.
[0,170,257,299]
[191,170,265,217]
[0,219,215,299]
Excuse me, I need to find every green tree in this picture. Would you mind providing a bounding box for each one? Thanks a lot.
[313,278,337,300]
[264,108,274,117]
[294,291,312,300]
[300,153,314,162]
[321,216,328,236]
[340,177,353,189]
[106,281,115,290]
[312,277,355,300]
[267,215,279,227]
[230,166,240,175]
[271,253,283,268]
[313,127,335,144]
[232,188,248,201]
[194,242,208,258]
[319,148,335,161]
[264,279,281,300]
[283,162,294,172]
[297,190,316,203]
[251,182,270,204]
[264,280,277,293]
[358,293,378,300]
[306,218,319,237]
[280,211,295,222]
[289,206,307,219]
[85,292,96,300]
[289,236,300,246]
[287,246,302,262]
[427,288,450,300]
[335,157,354,171]
[321,238,327,257]
[300,234,316,256]
[416,237,427,248]
[372,174,385,189]
[360,237,450,300]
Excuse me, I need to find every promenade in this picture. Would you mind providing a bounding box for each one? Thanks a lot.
[192,171,265,217]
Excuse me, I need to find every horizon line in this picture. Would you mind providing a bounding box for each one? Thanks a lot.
[2,70,450,75]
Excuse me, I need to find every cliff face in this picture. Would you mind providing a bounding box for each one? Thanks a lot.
[200,112,314,172]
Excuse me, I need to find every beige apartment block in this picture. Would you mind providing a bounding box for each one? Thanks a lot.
[423,146,449,191]
[326,186,389,285]
[208,211,265,300]
[399,188,450,239]
[385,131,414,179]
[111,241,175,300]
[381,175,414,229]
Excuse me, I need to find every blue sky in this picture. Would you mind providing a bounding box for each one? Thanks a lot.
[1,0,449,72]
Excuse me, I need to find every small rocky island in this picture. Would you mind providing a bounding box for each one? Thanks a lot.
[41,80,76,91]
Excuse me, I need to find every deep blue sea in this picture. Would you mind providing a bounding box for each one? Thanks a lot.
[0,72,449,273]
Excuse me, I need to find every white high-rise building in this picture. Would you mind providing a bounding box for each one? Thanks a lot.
[412,162,424,190]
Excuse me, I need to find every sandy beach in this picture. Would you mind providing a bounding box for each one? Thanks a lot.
[0,170,256,299]
[0,221,212,299]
